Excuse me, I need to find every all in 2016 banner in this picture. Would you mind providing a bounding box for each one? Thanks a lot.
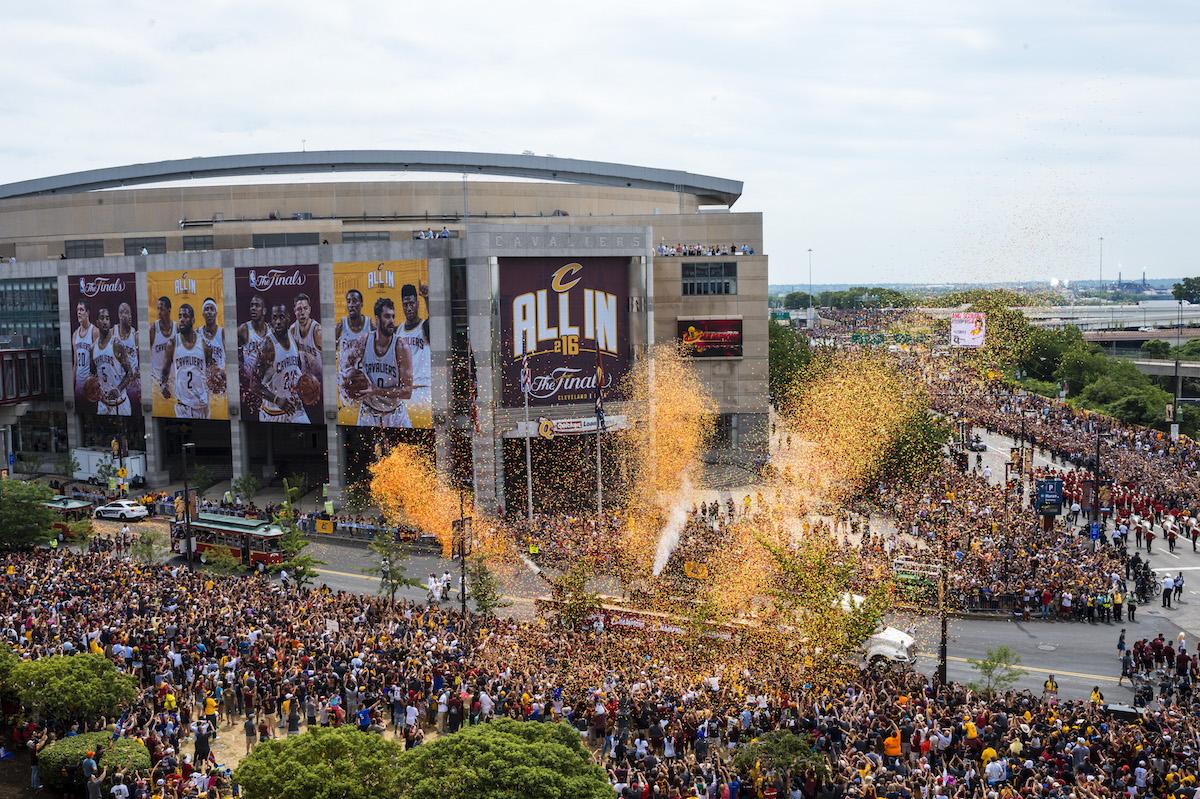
[498,257,630,408]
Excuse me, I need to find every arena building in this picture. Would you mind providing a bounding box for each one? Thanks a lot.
[0,151,767,512]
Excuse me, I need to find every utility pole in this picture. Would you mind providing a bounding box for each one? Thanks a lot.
[1098,236,1104,293]
[807,248,814,328]
[938,498,952,686]
[181,441,195,568]
[520,356,534,524]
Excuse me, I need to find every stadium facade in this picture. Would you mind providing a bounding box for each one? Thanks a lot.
[0,151,767,512]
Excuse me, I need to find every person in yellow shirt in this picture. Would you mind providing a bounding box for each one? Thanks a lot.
[981,744,997,764]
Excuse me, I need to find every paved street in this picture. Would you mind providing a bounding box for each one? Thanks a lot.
[969,424,1200,640]
[298,535,1165,701]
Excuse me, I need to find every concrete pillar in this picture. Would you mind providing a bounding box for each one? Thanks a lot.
[230,419,250,480]
[143,417,170,487]
[325,424,344,502]
[465,252,501,513]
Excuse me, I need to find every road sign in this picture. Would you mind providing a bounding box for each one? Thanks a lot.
[1035,478,1064,514]
[1090,522,1101,541]
[117,467,127,479]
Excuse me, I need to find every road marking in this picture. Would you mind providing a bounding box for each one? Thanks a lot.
[922,655,1123,684]
[1153,566,1200,572]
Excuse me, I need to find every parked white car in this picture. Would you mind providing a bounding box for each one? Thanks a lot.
[94,499,149,521]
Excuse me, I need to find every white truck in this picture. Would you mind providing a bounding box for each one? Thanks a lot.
[71,447,147,487]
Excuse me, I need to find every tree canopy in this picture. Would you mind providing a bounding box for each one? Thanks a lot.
[39,731,150,793]
[732,729,828,783]
[10,654,137,728]
[1173,277,1200,304]
[0,480,58,549]
[393,718,612,799]
[768,323,811,407]
[234,726,406,799]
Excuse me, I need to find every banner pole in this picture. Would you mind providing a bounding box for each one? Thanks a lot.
[523,376,534,524]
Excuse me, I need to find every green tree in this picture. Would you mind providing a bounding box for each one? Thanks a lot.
[130,528,161,563]
[10,654,137,728]
[1054,342,1110,396]
[1141,339,1171,359]
[201,546,245,576]
[1020,326,1085,380]
[467,556,510,617]
[234,726,406,799]
[550,558,600,628]
[878,408,950,488]
[0,480,57,549]
[364,535,420,605]
[1172,277,1200,304]
[0,643,18,691]
[271,484,325,589]
[783,291,811,309]
[231,473,263,501]
[732,729,829,785]
[39,731,150,794]
[968,646,1023,698]
[768,322,811,407]
[189,464,217,494]
[393,718,611,799]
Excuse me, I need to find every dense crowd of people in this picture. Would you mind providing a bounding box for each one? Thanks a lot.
[656,242,756,257]
[5,546,1200,798]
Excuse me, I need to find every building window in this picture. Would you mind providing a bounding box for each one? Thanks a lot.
[123,237,166,256]
[342,231,391,243]
[183,235,214,251]
[252,232,320,249]
[64,239,103,259]
[681,262,737,296]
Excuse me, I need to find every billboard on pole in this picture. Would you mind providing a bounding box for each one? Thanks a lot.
[950,312,986,348]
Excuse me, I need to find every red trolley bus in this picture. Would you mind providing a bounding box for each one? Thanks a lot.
[172,512,285,567]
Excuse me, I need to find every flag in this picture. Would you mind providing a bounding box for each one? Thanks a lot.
[467,340,480,433]
[520,354,532,396]
[594,346,606,431]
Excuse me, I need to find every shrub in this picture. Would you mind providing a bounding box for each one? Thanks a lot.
[40,731,150,793]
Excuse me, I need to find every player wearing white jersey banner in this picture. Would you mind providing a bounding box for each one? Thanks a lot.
[72,301,96,402]
[397,283,432,428]
[159,303,214,419]
[200,297,226,372]
[254,303,310,424]
[148,296,176,402]
[90,307,134,416]
[343,297,413,427]
[288,292,322,383]
[335,289,372,409]
[115,302,139,385]
[237,294,269,418]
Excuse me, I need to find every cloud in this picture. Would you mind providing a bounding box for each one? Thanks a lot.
[1,1,1197,284]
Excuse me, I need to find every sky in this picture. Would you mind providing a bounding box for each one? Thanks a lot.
[1,1,1197,285]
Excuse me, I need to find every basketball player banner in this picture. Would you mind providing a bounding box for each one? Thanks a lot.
[498,257,630,408]
[67,271,140,417]
[146,269,229,420]
[332,260,431,429]
[234,265,324,424]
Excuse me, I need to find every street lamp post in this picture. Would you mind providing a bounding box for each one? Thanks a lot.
[1003,463,1014,582]
[938,497,952,686]
[181,441,195,567]
[807,248,814,327]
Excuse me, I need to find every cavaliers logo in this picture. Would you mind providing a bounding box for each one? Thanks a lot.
[550,262,583,293]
